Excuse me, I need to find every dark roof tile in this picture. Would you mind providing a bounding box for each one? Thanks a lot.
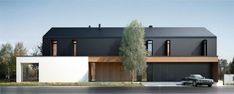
[43,27,216,38]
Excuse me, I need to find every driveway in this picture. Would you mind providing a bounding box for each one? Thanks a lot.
[1,86,234,94]
[142,80,224,87]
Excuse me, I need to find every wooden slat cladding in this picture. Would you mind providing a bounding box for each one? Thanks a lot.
[212,62,219,82]
[89,56,122,62]
[89,56,218,63]
[94,62,130,81]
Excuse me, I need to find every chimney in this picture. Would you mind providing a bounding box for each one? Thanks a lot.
[98,24,101,30]
[149,25,153,28]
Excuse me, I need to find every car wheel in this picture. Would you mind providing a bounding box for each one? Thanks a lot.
[193,81,197,87]
[208,84,212,87]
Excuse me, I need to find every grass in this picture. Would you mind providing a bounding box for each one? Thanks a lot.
[0,82,143,87]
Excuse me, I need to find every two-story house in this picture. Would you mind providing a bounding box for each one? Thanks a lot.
[16,25,218,82]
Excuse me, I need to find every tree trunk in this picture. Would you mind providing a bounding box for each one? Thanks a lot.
[130,70,136,82]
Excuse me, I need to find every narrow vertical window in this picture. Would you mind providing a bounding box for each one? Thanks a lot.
[203,40,207,56]
[147,40,153,56]
[51,40,57,56]
[72,40,77,56]
[166,40,171,56]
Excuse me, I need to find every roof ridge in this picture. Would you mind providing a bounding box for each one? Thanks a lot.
[43,27,216,38]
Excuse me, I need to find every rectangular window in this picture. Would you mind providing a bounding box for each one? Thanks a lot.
[72,40,77,56]
[51,40,57,56]
[203,40,207,56]
[147,40,153,56]
[166,40,171,56]
[22,63,39,82]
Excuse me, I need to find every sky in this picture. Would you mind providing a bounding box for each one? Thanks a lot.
[0,0,234,62]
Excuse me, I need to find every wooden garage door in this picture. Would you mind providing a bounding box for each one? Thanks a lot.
[95,62,130,81]
[147,63,211,81]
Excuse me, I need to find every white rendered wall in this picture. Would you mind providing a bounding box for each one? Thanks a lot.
[224,74,234,85]
[17,57,89,82]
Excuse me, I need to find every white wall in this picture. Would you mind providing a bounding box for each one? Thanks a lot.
[17,57,89,82]
[224,74,234,85]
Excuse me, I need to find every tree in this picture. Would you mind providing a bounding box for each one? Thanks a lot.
[0,63,8,79]
[119,20,147,81]
[13,42,27,56]
[219,59,230,80]
[10,42,27,81]
[0,43,13,80]
[0,43,13,64]
[230,57,234,74]
[31,43,42,56]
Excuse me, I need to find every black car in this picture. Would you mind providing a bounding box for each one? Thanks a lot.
[181,74,214,87]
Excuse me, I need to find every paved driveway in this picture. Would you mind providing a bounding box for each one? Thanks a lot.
[1,86,234,94]
[142,81,224,87]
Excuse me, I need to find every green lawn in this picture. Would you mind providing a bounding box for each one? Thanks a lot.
[0,82,143,87]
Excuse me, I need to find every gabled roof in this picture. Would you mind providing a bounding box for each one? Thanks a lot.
[43,27,216,38]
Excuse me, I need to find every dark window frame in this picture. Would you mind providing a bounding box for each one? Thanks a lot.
[203,40,207,56]
[146,40,153,56]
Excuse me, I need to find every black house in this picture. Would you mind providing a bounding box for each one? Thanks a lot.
[43,26,218,82]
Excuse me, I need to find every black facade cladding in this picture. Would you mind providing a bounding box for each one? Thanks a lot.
[147,63,211,81]
[42,27,217,56]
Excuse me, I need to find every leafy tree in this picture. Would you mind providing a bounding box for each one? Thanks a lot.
[0,64,8,79]
[230,57,234,74]
[219,59,230,80]
[0,43,13,80]
[119,20,147,81]
[10,42,27,81]
[0,43,13,64]
[14,42,27,56]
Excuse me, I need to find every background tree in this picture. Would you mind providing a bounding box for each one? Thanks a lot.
[31,43,42,56]
[219,59,230,80]
[10,42,27,81]
[230,57,234,74]
[119,20,147,81]
[0,43,13,80]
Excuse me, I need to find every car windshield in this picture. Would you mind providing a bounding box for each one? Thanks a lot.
[192,75,204,79]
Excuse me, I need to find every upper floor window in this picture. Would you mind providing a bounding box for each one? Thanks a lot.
[72,40,77,56]
[203,40,207,56]
[166,40,171,56]
[51,40,57,56]
[146,40,153,56]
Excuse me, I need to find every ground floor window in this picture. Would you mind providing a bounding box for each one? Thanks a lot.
[22,63,39,82]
